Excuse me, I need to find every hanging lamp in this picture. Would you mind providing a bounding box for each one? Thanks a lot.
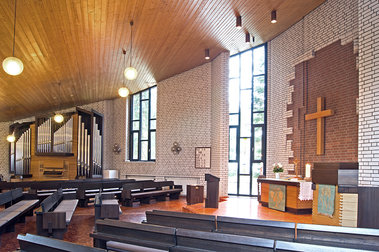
[7,132,15,143]
[3,0,23,76]
[54,83,64,123]
[124,21,138,80]
[118,49,130,98]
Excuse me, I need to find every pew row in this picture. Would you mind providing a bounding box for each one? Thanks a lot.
[143,210,379,251]
[0,188,39,246]
[18,233,106,252]
[145,210,216,231]
[90,219,176,251]
[94,193,121,221]
[35,188,78,239]
[121,181,182,207]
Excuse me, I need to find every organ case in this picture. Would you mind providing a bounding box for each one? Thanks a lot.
[9,108,103,181]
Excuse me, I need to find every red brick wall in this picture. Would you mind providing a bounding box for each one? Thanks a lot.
[288,41,358,175]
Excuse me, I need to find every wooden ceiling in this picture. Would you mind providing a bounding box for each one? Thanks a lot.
[0,0,325,122]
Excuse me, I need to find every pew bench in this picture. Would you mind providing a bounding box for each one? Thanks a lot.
[94,193,121,221]
[275,240,373,252]
[77,185,123,207]
[0,188,39,245]
[172,228,275,252]
[91,219,176,251]
[121,181,182,207]
[295,223,379,251]
[35,188,78,239]
[18,233,106,252]
[216,216,295,241]
[144,210,216,232]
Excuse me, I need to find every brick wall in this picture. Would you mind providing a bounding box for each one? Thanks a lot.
[288,41,358,174]
[115,52,229,196]
[358,0,379,186]
[267,0,358,177]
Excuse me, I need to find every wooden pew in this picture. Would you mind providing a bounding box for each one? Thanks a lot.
[296,223,379,251]
[145,210,216,232]
[172,228,275,252]
[0,188,39,246]
[275,240,373,252]
[216,216,295,241]
[18,233,106,252]
[121,181,182,207]
[91,219,176,251]
[94,193,121,221]
[35,188,78,239]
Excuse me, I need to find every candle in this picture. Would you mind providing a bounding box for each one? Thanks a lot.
[305,163,311,178]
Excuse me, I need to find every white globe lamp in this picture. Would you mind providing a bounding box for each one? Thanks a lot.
[7,134,15,143]
[54,113,64,123]
[118,87,130,98]
[124,67,138,80]
[3,57,23,76]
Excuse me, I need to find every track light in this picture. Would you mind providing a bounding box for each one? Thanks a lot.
[205,49,210,60]
[271,10,277,24]
[245,33,251,44]
[236,16,242,29]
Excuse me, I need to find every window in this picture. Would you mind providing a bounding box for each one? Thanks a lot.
[130,86,157,161]
[228,44,267,196]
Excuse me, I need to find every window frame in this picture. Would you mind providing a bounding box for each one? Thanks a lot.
[129,86,157,162]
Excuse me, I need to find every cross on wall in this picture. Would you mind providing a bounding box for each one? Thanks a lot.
[305,97,334,155]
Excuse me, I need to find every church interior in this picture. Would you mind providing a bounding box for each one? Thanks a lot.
[0,0,379,251]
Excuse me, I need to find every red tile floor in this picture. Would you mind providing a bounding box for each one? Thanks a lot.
[0,196,311,251]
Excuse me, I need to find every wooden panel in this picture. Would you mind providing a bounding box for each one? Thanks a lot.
[286,185,298,209]
[0,0,325,122]
[358,187,379,229]
[312,184,341,226]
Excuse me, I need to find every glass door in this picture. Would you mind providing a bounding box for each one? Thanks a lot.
[228,45,266,196]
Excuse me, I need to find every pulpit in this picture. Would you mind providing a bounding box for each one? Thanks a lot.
[205,174,219,208]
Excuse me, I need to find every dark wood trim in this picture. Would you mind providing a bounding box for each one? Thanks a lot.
[260,202,311,215]
[34,152,74,157]
[257,178,301,187]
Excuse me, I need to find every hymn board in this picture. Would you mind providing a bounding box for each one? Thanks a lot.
[9,108,103,180]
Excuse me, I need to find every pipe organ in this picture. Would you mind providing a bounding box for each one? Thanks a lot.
[9,123,32,176]
[9,108,103,181]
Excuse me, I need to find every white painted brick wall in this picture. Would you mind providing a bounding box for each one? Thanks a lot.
[358,0,379,186]
[267,0,358,178]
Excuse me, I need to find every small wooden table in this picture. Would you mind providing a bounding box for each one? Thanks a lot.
[186,185,204,205]
[258,178,312,214]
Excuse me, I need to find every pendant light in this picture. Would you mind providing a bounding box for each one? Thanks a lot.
[3,0,23,76]
[118,49,130,98]
[205,49,210,60]
[124,21,138,80]
[271,10,277,24]
[7,132,16,143]
[236,16,242,29]
[54,83,64,123]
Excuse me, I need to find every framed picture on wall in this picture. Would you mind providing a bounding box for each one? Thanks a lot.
[195,147,211,169]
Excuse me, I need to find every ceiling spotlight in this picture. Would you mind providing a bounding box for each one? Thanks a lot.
[118,87,130,97]
[205,49,210,60]
[54,113,64,123]
[7,133,15,143]
[271,10,277,24]
[236,16,242,29]
[245,33,251,44]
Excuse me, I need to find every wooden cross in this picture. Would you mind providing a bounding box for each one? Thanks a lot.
[305,97,334,155]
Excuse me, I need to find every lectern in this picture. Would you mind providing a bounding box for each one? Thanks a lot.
[205,174,220,208]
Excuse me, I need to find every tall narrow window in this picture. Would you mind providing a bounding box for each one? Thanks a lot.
[228,44,267,196]
[130,86,157,161]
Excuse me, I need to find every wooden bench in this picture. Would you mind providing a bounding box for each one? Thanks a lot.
[91,219,176,251]
[0,188,39,246]
[94,193,121,221]
[296,223,379,251]
[145,210,216,232]
[35,188,78,239]
[18,233,106,252]
[275,240,373,252]
[121,181,182,207]
[216,216,295,241]
[172,228,275,252]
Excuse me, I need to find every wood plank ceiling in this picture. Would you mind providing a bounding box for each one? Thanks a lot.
[0,0,325,122]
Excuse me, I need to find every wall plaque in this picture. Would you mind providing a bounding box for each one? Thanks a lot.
[195,147,211,169]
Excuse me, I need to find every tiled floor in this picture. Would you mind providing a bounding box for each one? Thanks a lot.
[0,196,311,251]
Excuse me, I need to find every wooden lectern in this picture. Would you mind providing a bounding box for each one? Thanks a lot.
[205,174,220,208]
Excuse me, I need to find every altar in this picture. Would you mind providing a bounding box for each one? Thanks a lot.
[258,178,313,214]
